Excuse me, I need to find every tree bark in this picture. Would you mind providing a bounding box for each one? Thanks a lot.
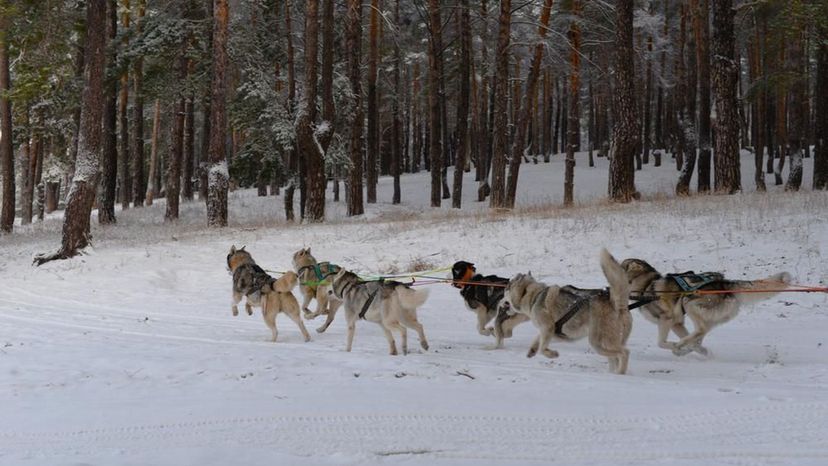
[182,93,195,201]
[563,0,581,207]
[505,0,554,208]
[452,0,472,208]
[297,0,325,222]
[488,0,511,208]
[366,0,380,204]
[815,20,828,189]
[0,12,13,233]
[427,0,444,207]
[99,0,118,224]
[35,0,107,264]
[145,99,161,204]
[165,94,185,221]
[711,0,741,194]
[206,0,229,227]
[609,0,640,202]
[392,0,404,205]
[131,0,146,206]
[117,0,130,209]
[693,0,712,192]
[346,0,364,216]
[785,31,806,192]
[319,0,335,155]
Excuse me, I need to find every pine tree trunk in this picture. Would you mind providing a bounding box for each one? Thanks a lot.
[563,0,581,207]
[505,0,553,208]
[99,0,118,224]
[131,0,146,206]
[145,99,161,205]
[391,0,403,205]
[452,0,471,209]
[427,0,444,207]
[206,0,229,227]
[346,0,364,216]
[182,93,195,201]
[365,0,380,204]
[319,0,335,154]
[642,33,653,165]
[609,0,639,202]
[749,25,766,192]
[165,94,185,221]
[711,0,741,194]
[22,110,35,225]
[0,10,12,234]
[298,0,325,222]
[35,0,107,265]
[488,0,511,208]
[785,32,806,192]
[814,23,828,190]
[118,0,130,209]
[694,0,712,192]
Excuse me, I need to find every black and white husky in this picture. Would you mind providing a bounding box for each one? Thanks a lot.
[330,269,429,355]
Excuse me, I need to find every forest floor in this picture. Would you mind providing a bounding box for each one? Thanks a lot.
[1,152,827,465]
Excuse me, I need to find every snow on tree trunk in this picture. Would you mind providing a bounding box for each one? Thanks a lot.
[563,0,581,207]
[711,0,741,194]
[145,99,161,205]
[609,0,639,202]
[206,0,229,227]
[34,0,107,265]
[297,0,325,222]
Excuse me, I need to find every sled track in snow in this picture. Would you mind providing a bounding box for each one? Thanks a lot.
[3,402,827,462]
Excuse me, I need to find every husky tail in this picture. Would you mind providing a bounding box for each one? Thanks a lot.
[732,272,791,305]
[268,271,298,293]
[600,249,630,313]
[396,286,430,310]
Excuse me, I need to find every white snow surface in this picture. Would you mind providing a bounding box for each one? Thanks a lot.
[2,152,827,465]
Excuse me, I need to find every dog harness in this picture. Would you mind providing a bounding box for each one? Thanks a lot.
[553,287,608,339]
[359,282,381,319]
[666,272,720,292]
[298,262,341,287]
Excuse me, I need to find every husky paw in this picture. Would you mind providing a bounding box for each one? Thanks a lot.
[303,335,311,343]
[672,345,693,357]
[315,326,327,334]
[246,305,253,316]
[389,348,398,356]
[420,341,429,351]
[527,348,538,358]
[478,327,493,337]
[232,307,239,317]
[542,349,559,359]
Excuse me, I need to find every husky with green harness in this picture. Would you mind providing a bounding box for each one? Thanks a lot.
[292,248,343,334]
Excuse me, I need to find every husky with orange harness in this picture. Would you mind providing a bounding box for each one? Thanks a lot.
[450,261,529,348]
[622,258,791,357]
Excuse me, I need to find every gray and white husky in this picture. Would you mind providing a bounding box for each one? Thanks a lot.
[621,257,791,356]
[500,249,633,374]
[330,269,429,355]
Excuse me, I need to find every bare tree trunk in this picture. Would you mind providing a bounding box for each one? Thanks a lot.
[145,99,161,205]
[815,21,828,190]
[284,0,297,221]
[452,0,472,208]
[785,31,806,192]
[297,0,325,221]
[118,0,130,209]
[206,0,229,227]
[505,0,554,208]
[99,0,118,224]
[749,24,766,192]
[165,94,185,221]
[182,93,195,201]
[563,0,581,207]
[22,109,34,225]
[693,0,712,192]
[366,0,380,204]
[35,0,107,265]
[346,0,364,216]
[427,0,444,207]
[391,0,403,205]
[0,13,13,233]
[488,0,511,208]
[131,0,146,206]
[711,0,741,193]
[609,0,640,202]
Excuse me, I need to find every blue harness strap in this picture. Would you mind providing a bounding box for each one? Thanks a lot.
[667,272,719,292]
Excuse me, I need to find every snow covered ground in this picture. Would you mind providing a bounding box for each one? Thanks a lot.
[2,152,827,465]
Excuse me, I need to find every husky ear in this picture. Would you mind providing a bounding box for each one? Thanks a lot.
[240,245,246,251]
[528,271,533,277]
[230,245,237,254]
[306,247,311,254]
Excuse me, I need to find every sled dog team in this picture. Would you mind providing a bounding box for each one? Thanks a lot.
[227,245,791,374]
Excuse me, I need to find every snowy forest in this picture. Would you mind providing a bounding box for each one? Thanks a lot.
[0,0,826,256]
